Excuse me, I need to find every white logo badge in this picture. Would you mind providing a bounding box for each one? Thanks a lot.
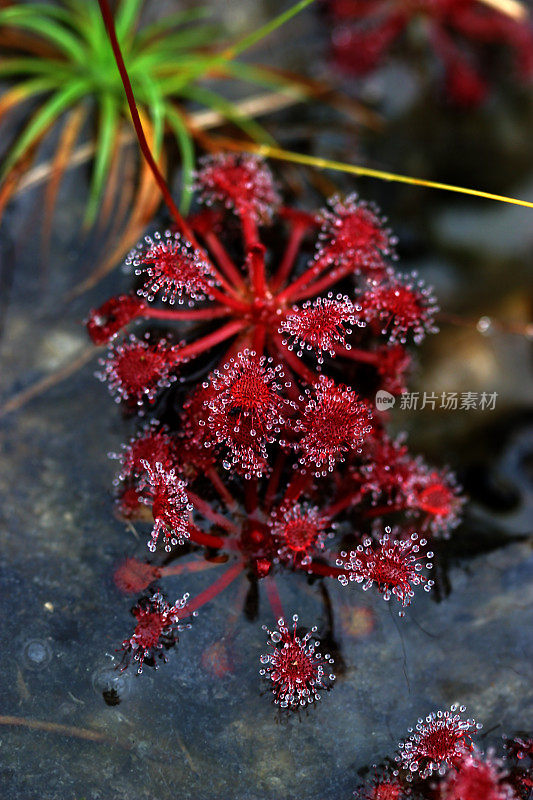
[375,390,395,410]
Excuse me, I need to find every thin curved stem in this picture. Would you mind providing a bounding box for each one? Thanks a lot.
[161,558,226,578]
[333,344,378,364]
[207,468,238,510]
[179,320,245,360]
[282,469,313,505]
[264,576,284,620]
[184,560,246,616]
[323,492,362,518]
[288,261,353,303]
[202,230,248,292]
[142,305,230,322]
[97,0,198,244]
[363,503,404,519]
[187,523,227,550]
[304,561,344,579]
[277,256,330,304]
[273,334,318,384]
[188,490,239,534]
[271,221,307,292]
[208,286,250,312]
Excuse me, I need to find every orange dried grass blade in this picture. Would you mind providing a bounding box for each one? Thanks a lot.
[0,121,46,221]
[252,66,382,130]
[0,151,33,220]
[0,714,109,744]
[0,83,40,125]
[96,122,122,233]
[42,104,86,250]
[0,28,61,58]
[105,137,137,243]
[0,345,99,418]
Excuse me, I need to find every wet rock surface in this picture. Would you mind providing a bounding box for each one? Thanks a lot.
[1,1,533,798]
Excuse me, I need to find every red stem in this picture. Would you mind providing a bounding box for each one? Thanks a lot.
[205,265,246,301]
[97,0,197,246]
[161,558,225,577]
[364,503,404,519]
[304,561,344,579]
[179,320,245,361]
[248,244,267,298]
[240,212,266,297]
[142,306,230,322]
[252,323,266,355]
[264,451,287,510]
[219,331,252,364]
[323,492,362,518]
[203,231,247,293]
[245,476,259,514]
[274,334,318,384]
[267,345,301,403]
[188,490,239,534]
[288,263,351,303]
[188,522,227,550]
[271,222,307,292]
[283,469,313,505]
[207,468,238,510]
[209,286,250,313]
[183,561,245,616]
[336,345,379,365]
[277,255,331,303]
[264,576,284,621]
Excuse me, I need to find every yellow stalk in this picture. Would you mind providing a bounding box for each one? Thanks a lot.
[477,0,528,22]
[210,136,533,210]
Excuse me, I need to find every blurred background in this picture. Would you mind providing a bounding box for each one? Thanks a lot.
[0,1,532,798]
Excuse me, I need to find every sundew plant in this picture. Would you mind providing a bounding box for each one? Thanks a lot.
[89,0,466,693]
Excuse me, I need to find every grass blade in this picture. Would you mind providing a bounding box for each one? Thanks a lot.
[133,8,213,47]
[115,0,144,40]
[179,85,277,145]
[217,60,307,93]
[0,58,69,78]
[0,78,58,126]
[43,104,86,249]
[219,0,316,60]
[0,8,85,64]
[137,25,222,57]
[69,109,163,298]
[166,104,195,213]
[0,81,89,183]
[85,92,119,226]
[211,137,533,210]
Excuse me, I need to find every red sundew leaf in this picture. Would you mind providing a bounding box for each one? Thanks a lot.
[259,614,335,711]
[202,351,294,478]
[396,705,482,780]
[337,528,434,615]
[316,193,396,273]
[195,152,280,223]
[280,294,363,364]
[294,375,373,476]
[127,230,218,306]
[86,295,145,345]
[119,591,191,673]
